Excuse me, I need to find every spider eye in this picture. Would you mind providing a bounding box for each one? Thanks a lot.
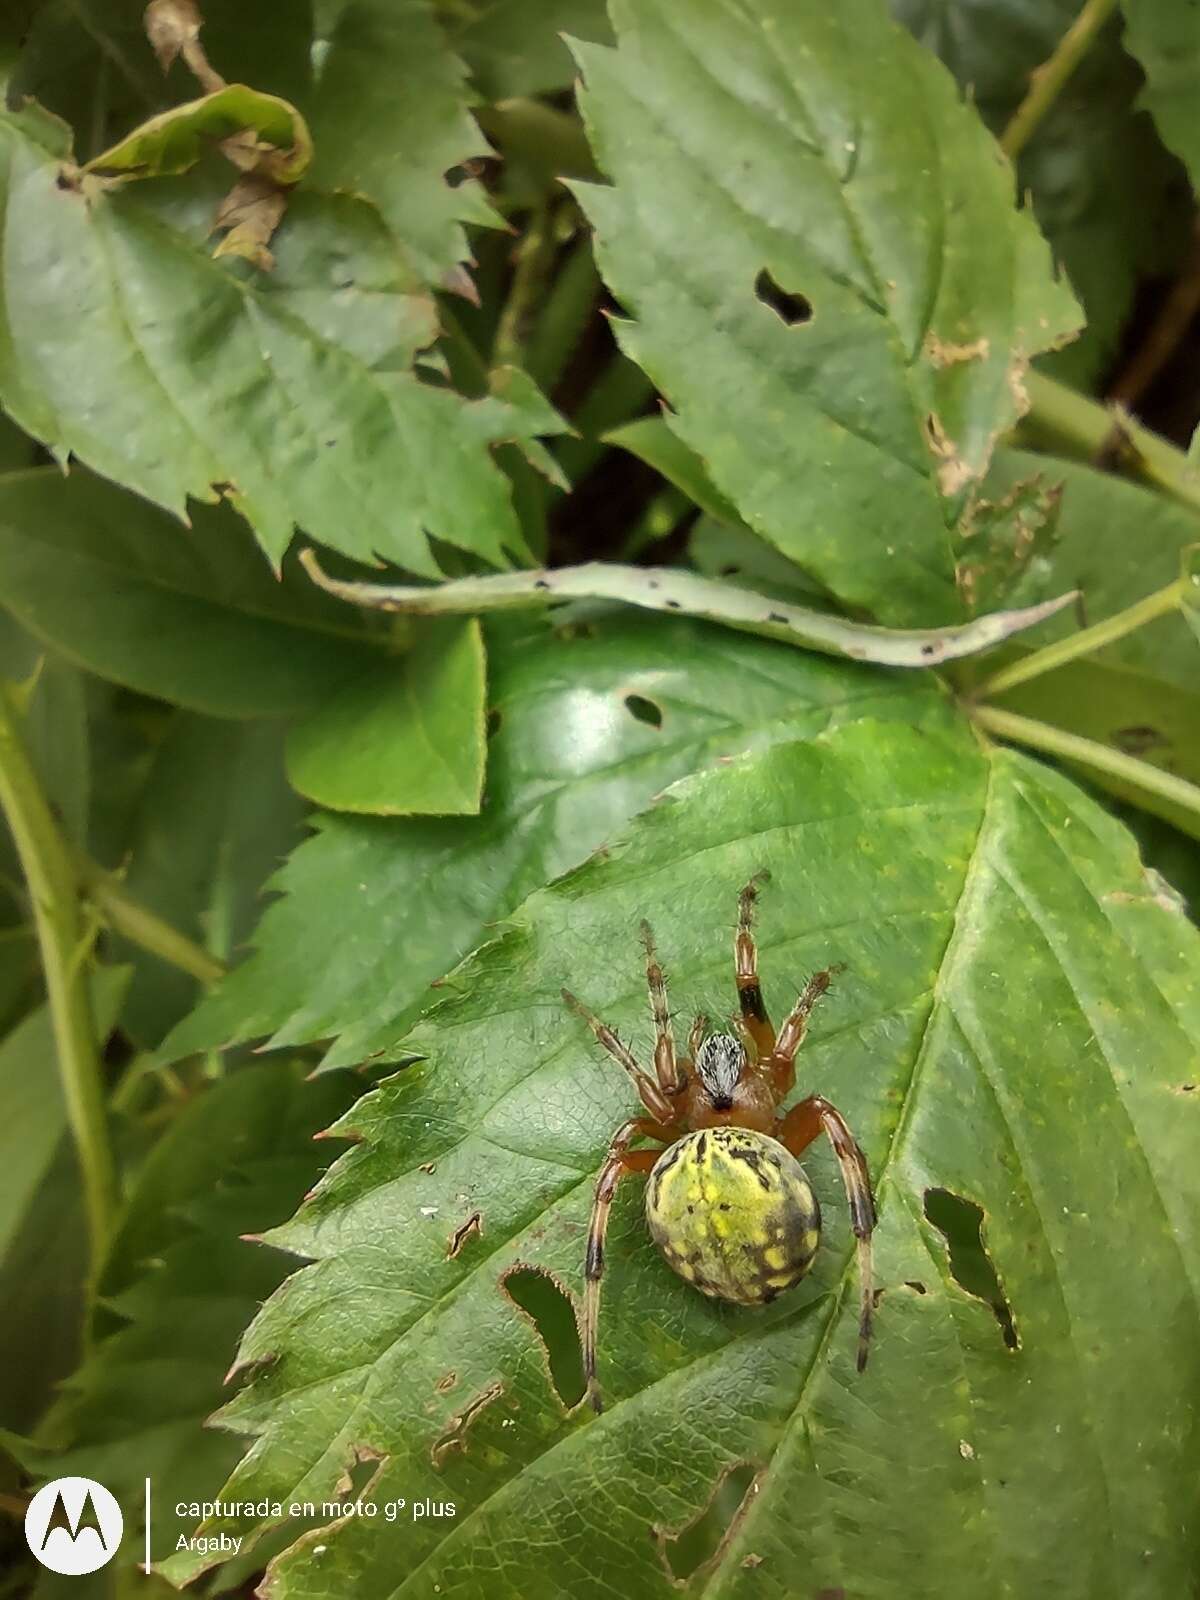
[695,1032,745,1107]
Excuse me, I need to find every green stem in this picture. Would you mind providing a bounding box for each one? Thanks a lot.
[77,858,227,986]
[493,200,559,370]
[1024,372,1200,518]
[301,548,1080,669]
[975,576,1186,699]
[0,690,116,1263]
[972,704,1200,824]
[475,98,600,183]
[525,231,600,393]
[1000,0,1121,160]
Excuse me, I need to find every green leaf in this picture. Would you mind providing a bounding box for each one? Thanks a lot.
[1120,0,1200,186]
[0,106,562,574]
[445,0,613,100]
[0,467,384,718]
[34,1062,355,1588]
[166,615,941,1069]
[285,618,487,817]
[308,0,495,284]
[112,715,306,1046]
[86,82,312,183]
[982,450,1200,817]
[894,0,1191,389]
[604,415,747,531]
[0,967,130,1265]
[0,966,131,1431]
[162,719,1200,1595]
[1183,546,1200,646]
[572,0,1082,626]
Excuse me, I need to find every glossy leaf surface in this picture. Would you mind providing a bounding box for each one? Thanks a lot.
[573,0,1081,624]
[0,105,559,574]
[285,618,487,817]
[167,617,941,1068]
[165,718,1200,1597]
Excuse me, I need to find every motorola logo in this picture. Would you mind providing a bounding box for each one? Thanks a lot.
[24,1476,123,1575]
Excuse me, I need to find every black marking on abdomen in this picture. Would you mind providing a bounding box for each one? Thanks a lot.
[727,1146,773,1191]
[585,1239,603,1278]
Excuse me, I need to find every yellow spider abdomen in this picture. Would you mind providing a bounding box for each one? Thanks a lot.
[645,1127,821,1306]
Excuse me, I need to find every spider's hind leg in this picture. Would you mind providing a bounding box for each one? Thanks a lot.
[776,1094,876,1371]
[583,1120,664,1412]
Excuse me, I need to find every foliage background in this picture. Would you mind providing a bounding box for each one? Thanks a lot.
[0,1,1198,1597]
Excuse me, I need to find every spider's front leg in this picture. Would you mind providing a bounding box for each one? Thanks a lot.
[766,967,839,1097]
[561,988,675,1121]
[583,1119,665,1413]
[640,920,686,1094]
[734,873,777,1060]
[776,1095,876,1370]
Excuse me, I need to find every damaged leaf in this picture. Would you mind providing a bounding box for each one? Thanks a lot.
[954,474,1062,615]
[305,0,497,284]
[0,104,563,574]
[85,82,312,186]
[164,615,943,1069]
[144,0,211,81]
[83,78,313,268]
[572,0,1082,626]
[160,719,1200,1597]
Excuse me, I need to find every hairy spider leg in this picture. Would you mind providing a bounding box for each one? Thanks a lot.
[583,1119,666,1412]
[735,873,777,1061]
[687,1013,709,1059]
[561,988,675,1122]
[640,920,686,1094]
[766,968,837,1097]
[776,1095,876,1371]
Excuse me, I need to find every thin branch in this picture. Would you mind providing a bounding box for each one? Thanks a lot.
[77,857,227,986]
[971,704,1200,826]
[1023,372,1200,520]
[975,576,1186,699]
[1000,0,1121,161]
[0,690,116,1264]
[493,201,559,370]
[301,548,1080,670]
[1107,218,1200,411]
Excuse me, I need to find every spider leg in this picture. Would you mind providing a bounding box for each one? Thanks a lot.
[735,873,777,1059]
[687,1012,709,1058]
[766,967,837,1097]
[583,1118,665,1412]
[640,920,685,1094]
[562,988,675,1121]
[775,1095,876,1371]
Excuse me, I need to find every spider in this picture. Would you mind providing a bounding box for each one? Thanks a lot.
[562,873,876,1413]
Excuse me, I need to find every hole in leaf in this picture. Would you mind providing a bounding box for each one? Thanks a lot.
[904,1280,927,1295]
[502,1266,586,1409]
[656,1461,761,1583]
[754,268,812,325]
[624,693,663,729]
[924,1188,1019,1350]
[430,1380,503,1468]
